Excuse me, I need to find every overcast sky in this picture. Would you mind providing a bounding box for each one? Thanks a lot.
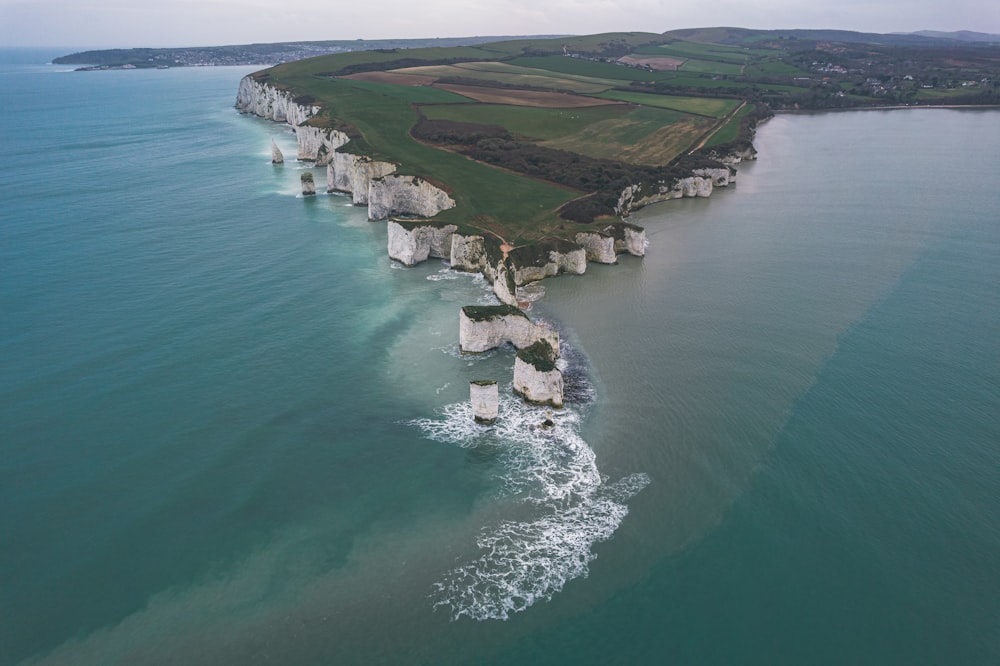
[1,0,998,49]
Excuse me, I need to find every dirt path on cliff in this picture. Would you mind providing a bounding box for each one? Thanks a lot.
[689,100,747,154]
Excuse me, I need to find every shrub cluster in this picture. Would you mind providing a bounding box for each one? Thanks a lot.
[413,119,726,222]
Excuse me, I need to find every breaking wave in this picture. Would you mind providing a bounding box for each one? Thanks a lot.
[407,347,649,621]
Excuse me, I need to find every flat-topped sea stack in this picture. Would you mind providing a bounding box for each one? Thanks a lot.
[459,305,559,354]
[513,339,564,408]
[470,380,499,424]
[300,171,315,196]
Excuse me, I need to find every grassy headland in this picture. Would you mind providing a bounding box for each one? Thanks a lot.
[251,29,999,241]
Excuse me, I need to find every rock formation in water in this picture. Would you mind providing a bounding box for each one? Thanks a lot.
[506,239,587,285]
[470,380,499,424]
[328,153,397,204]
[575,222,646,264]
[459,304,559,354]
[238,76,457,220]
[387,220,458,267]
[300,171,316,196]
[270,138,284,164]
[614,164,739,215]
[513,339,564,408]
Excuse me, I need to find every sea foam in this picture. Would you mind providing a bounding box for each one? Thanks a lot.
[407,346,649,621]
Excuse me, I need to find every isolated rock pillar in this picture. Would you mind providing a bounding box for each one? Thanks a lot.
[470,380,499,424]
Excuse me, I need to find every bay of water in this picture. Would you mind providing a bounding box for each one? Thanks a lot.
[1,50,998,665]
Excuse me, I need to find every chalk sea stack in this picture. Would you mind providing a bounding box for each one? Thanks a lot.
[470,380,499,424]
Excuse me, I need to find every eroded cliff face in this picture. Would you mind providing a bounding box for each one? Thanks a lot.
[236,76,319,126]
[328,153,397,204]
[387,221,458,267]
[513,340,564,408]
[295,126,350,164]
[459,306,559,354]
[703,144,758,165]
[369,176,456,221]
[616,175,714,215]
[508,241,587,286]
[575,231,618,264]
[450,234,492,275]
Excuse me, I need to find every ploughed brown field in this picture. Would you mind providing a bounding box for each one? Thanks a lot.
[616,55,684,71]
[432,84,626,108]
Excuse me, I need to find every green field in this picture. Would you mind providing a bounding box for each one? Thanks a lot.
[541,106,713,165]
[267,72,577,238]
[678,58,746,76]
[705,103,756,147]
[420,104,631,140]
[252,29,995,239]
[594,90,741,117]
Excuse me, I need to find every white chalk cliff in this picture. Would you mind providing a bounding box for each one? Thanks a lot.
[236,75,318,126]
[387,221,458,267]
[237,75,453,221]
[328,153,397,204]
[295,126,350,164]
[513,340,564,408]
[459,305,559,354]
[575,231,618,264]
[368,175,455,221]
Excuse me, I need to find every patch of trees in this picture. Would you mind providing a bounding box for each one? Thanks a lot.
[412,118,729,223]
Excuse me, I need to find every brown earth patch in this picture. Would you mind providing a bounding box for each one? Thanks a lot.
[432,84,624,108]
[617,56,684,71]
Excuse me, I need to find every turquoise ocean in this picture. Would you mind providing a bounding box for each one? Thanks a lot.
[1,50,998,665]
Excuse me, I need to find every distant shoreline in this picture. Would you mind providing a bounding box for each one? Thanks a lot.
[778,104,1000,113]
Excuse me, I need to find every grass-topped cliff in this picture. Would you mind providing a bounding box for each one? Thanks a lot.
[251,29,999,241]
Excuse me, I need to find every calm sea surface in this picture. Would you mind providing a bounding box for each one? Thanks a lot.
[1,50,998,665]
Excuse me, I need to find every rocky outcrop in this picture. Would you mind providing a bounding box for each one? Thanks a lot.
[616,174,723,215]
[459,305,559,354]
[327,152,397,204]
[508,240,587,286]
[450,234,493,274]
[368,175,455,221]
[270,139,284,164]
[470,380,499,424]
[575,231,617,264]
[492,258,519,307]
[603,222,647,257]
[387,221,458,266]
[693,166,735,186]
[295,126,349,164]
[236,75,317,126]
[300,172,316,196]
[513,340,564,408]
[703,144,757,165]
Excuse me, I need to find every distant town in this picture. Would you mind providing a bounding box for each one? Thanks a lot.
[53,37,565,69]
